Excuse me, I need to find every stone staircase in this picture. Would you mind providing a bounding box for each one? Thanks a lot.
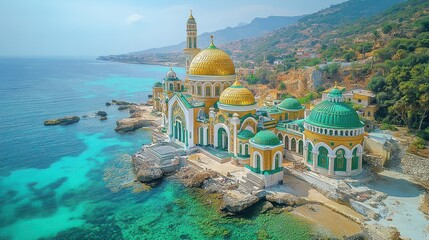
[239,171,265,193]
[152,130,168,142]
[197,146,232,163]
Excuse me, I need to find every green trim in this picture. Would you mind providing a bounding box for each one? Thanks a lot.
[245,165,283,175]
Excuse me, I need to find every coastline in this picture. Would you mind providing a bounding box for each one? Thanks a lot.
[118,103,367,238]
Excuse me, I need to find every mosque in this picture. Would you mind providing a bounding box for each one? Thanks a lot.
[152,11,365,188]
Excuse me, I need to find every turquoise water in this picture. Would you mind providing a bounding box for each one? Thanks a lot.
[0,57,314,239]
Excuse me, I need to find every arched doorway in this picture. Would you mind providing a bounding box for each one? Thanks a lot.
[298,140,303,155]
[352,148,359,170]
[307,143,313,164]
[217,127,228,151]
[335,149,346,171]
[291,138,297,152]
[199,127,204,145]
[284,136,289,150]
[318,146,329,169]
[255,153,262,173]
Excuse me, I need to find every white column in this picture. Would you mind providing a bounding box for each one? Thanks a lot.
[303,146,308,164]
[232,113,240,158]
[312,152,318,171]
[328,154,336,176]
[359,154,363,171]
[346,155,352,175]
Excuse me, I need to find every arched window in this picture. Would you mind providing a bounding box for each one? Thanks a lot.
[307,143,313,164]
[197,85,202,95]
[239,143,242,155]
[334,149,346,171]
[298,140,303,155]
[318,146,329,169]
[169,83,174,91]
[245,144,249,156]
[285,112,289,120]
[352,148,359,170]
[291,138,297,152]
[275,153,281,169]
[215,85,220,96]
[205,85,211,97]
[277,133,283,141]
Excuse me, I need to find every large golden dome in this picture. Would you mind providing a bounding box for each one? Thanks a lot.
[189,38,235,76]
[219,80,255,106]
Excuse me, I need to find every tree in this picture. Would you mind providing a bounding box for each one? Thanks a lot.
[343,50,357,62]
[279,82,287,91]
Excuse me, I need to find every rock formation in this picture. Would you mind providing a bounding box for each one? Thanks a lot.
[44,116,80,126]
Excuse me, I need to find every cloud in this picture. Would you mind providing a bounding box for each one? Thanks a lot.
[125,14,144,24]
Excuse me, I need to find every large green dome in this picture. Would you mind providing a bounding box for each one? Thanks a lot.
[305,101,364,129]
[252,130,281,146]
[278,98,304,111]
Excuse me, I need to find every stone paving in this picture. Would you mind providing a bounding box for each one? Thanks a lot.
[187,153,245,179]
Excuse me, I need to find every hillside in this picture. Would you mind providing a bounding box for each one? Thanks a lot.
[222,0,407,59]
[130,15,302,55]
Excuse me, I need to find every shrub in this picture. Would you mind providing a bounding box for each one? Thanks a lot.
[380,123,398,131]
[411,137,426,149]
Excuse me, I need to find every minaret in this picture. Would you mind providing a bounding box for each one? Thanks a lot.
[184,10,200,72]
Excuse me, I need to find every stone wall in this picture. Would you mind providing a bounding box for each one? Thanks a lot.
[402,152,429,188]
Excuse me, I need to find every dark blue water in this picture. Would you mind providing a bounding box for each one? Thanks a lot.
[0,57,313,240]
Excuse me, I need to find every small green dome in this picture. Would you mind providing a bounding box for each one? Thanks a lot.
[237,130,255,140]
[305,101,364,129]
[278,98,303,111]
[154,81,162,87]
[252,130,281,146]
[328,87,343,98]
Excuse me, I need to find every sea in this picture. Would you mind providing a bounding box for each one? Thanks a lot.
[0,57,317,240]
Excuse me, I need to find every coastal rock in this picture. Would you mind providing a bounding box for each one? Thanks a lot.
[44,116,80,126]
[135,166,163,183]
[115,118,155,132]
[96,111,107,117]
[222,190,260,213]
[115,100,131,105]
[362,223,401,240]
[100,116,108,121]
[260,201,274,214]
[132,156,163,183]
[118,105,130,111]
[265,192,306,206]
[105,102,112,106]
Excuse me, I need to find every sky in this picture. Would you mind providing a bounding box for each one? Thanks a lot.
[0,0,347,56]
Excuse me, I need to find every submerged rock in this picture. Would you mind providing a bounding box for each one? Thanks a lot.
[115,100,131,105]
[44,116,80,126]
[265,192,306,206]
[100,116,108,121]
[222,190,260,213]
[105,102,112,106]
[96,111,107,117]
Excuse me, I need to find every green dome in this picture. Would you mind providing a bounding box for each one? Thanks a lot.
[328,87,343,98]
[305,101,364,129]
[252,130,281,146]
[154,81,162,87]
[237,130,255,140]
[278,98,303,111]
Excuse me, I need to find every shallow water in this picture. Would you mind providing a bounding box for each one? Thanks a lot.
[0,57,317,239]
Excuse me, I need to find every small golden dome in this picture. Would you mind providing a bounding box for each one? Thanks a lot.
[219,80,255,106]
[189,37,235,76]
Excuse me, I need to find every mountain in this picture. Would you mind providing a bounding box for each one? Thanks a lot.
[222,0,408,59]
[130,15,302,55]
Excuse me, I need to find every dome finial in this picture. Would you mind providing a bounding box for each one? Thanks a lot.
[334,81,338,88]
[208,35,217,49]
